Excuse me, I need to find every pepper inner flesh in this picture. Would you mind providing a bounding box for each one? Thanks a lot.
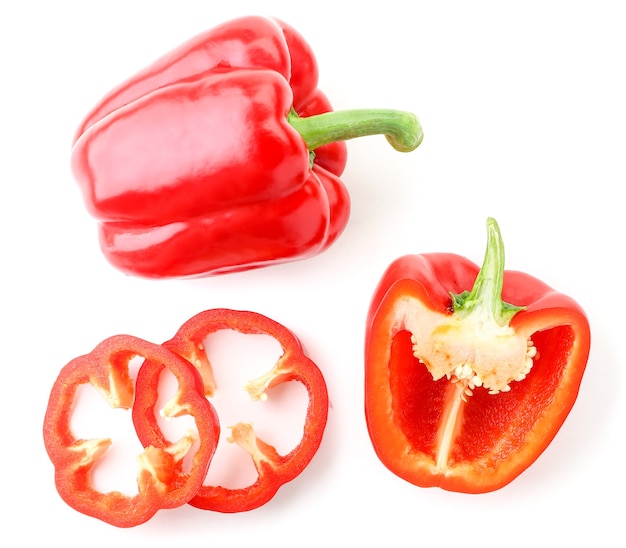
[390,324,575,469]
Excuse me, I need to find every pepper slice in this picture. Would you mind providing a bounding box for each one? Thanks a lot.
[43,335,219,527]
[132,309,329,512]
[70,15,423,278]
[365,218,591,493]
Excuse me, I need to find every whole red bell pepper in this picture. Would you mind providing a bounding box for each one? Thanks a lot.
[364,218,591,493]
[132,308,329,512]
[43,335,220,527]
[70,15,423,278]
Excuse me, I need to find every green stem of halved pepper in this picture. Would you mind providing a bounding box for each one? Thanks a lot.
[450,217,525,327]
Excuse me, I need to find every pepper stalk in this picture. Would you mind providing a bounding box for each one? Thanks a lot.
[288,108,423,153]
[450,217,525,327]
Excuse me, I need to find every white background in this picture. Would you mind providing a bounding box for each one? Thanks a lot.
[2,1,624,546]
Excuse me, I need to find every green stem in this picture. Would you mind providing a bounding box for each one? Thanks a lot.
[287,108,423,153]
[450,218,525,327]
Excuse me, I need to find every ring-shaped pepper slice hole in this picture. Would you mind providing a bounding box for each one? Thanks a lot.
[199,329,309,489]
[68,356,149,496]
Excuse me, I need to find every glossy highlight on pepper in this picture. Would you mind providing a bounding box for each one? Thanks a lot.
[364,218,591,493]
[71,15,423,278]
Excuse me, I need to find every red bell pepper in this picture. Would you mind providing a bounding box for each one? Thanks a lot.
[365,218,591,493]
[70,15,423,278]
[43,335,220,527]
[132,308,329,512]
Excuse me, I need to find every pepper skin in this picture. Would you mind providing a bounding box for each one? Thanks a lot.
[71,16,423,278]
[364,219,591,493]
[43,335,220,527]
[132,309,329,512]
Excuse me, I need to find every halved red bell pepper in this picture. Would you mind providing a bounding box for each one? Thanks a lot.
[43,335,220,527]
[132,308,329,512]
[70,15,423,278]
[365,218,591,493]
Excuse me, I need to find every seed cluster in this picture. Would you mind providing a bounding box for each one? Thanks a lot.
[411,336,538,401]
